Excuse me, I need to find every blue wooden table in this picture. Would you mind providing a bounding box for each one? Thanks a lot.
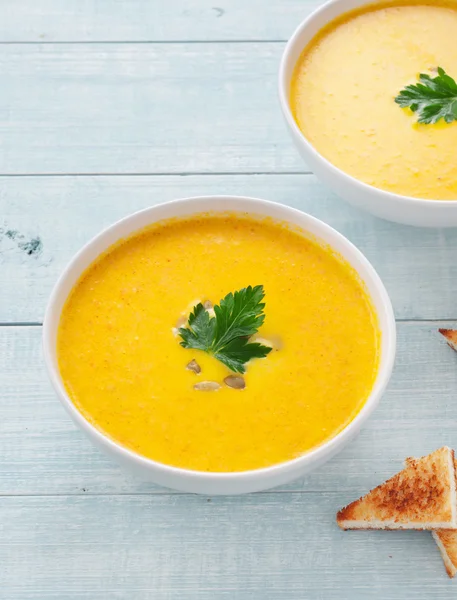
[2,1,457,597]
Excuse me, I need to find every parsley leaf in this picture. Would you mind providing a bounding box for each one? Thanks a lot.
[395,67,457,124]
[178,285,272,374]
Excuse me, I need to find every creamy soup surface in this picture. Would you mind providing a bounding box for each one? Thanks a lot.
[291,1,457,200]
[58,214,379,472]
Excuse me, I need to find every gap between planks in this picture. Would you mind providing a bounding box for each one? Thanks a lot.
[0,490,341,498]
[0,322,42,327]
[0,39,290,45]
[1,320,456,328]
[0,171,312,177]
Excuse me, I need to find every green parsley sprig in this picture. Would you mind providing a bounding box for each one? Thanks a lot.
[395,67,457,124]
[178,285,272,374]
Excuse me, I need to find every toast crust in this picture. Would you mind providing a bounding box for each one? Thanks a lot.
[406,456,457,579]
[337,447,457,530]
[439,329,457,352]
[433,530,457,578]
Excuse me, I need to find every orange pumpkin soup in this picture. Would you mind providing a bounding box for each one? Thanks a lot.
[290,1,457,200]
[57,214,379,472]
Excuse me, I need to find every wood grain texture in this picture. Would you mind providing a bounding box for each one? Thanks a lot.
[1,0,320,42]
[2,2,457,596]
[0,43,303,175]
[1,493,455,599]
[2,323,457,497]
[2,174,457,323]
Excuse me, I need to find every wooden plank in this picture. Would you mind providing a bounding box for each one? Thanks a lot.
[0,43,302,175]
[1,0,321,42]
[2,174,457,323]
[2,322,457,496]
[0,493,454,599]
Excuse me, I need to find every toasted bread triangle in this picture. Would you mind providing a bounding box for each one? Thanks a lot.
[439,329,457,353]
[406,455,457,578]
[432,530,457,578]
[337,447,457,530]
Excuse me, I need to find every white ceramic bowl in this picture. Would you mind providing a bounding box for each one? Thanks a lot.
[279,0,457,228]
[43,196,396,495]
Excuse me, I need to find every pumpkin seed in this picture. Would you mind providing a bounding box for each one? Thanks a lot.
[252,335,282,350]
[172,315,187,336]
[186,359,201,374]
[194,381,221,392]
[224,375,246,390]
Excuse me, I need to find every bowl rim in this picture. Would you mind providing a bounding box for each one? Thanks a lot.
[43,195,396,483]
[278,0,457,207]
